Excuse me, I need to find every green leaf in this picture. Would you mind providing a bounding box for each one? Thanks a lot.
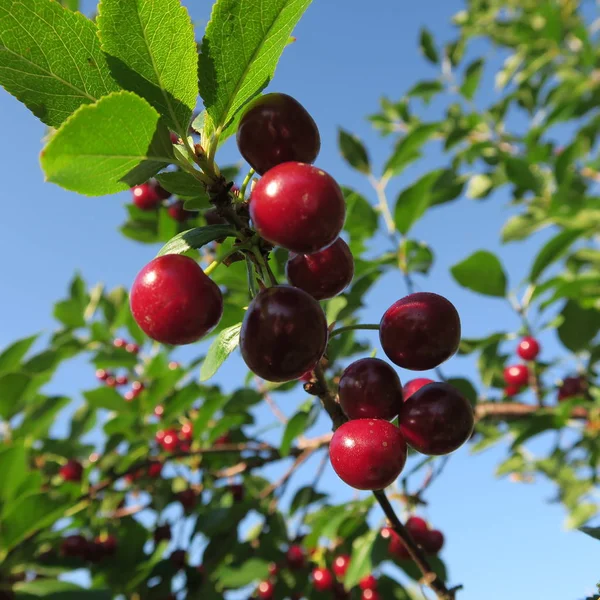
[557,300,600,352]
[338,128,370,174]
[289,485,327,516]
[529,229,582,283]
[383,123,439,178]
[342,187,378,254]
[566,503,597,529]
[41,91,174,196]
[460,58,484,100]
[217,559,269,588]
[344,529,378,588]
[446,377,477,405]
[83,387,132,412]
[451,250,507,297]
[0,373,31,419]
[0,443,29,503]
[280,411,309,457]
[156,172,209,201]
[0,0,119,128]
[501,213,546,242]
[0,335,38,376]
[466,173,494,199]
[406,80,443,103]
[504,156,540,193]
[200,323,242,382]
[157,224,236,256]
[579,526,600,541]
[97,0,197,134]
[419,28,438,64]
[14,579,112,598]
[199,0,312,133]
[402,239,434,274]
[394,170,442,235]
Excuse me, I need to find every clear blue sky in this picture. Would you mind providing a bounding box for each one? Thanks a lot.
[0,0,598,598]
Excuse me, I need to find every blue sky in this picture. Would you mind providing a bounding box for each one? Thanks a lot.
[0,0,598,598]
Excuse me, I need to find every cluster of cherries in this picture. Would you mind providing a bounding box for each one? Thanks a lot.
[95,337,145,401]
[59,533,117,564]
[382,516,444,560]
[131,179,194,223]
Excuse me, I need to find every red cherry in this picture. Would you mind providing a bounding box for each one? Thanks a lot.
[214,433,231,446]
[154,405,164,418]
[359,575,377,591]
[504,385,520,397]
[388,531,411,560]
[148,461,163,478]
[179,441,191,453]
[380,293,461,370]
[257,580,275,600]
[154,524,171,543]
[130,255,223,345]
[105,376,117,387]
[84,541,105,563]
[380,526,394,539]
[60,459,83,482]
[95,368,110,381]
[170,132,180,144]
[240,286,328,382]
[406,516,428,535]
[230,484,244,502]
[124,391,135,402]
[286,545,305,570]
[159,429,180,452]
[204,207,227,225]
[362,590,380,600]
[125,343,140,354]
[517,336,540,361]
[503,364,529,387]
[339,358,403,420]
[403,378,434,400]
[180,422,193,441]
[177,489,197,510]
[558,375,587,401]
[423,529,444,554]
[132,183,162,210]
[286,238,354,300]
[332,554,351,578]
[168,361,180,370]
[113,338,126,348]
[95,534,117,557]
[268,562,279,576]
[329,419,407,490]
[313,567,334,591]
[115,375,128,386]
[250,162,345,254]
[168,200,194,222]
[61,535,89,558]
[170,549,187,569]
[237,93,321,175]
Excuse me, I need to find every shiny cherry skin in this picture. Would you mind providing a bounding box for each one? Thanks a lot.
[339,358,403,420]
[503,364,529,387]
[399,382,474,456]
[405,516,428,535]
[177,489,197,510]
[379,293,461,371]
[95,368,110,381]
[168,200,194,222]
[132,183,162,210]
[362,590,380,600]
[517,336,540,361]
[148,461,163,478]
[286,238,354,300]
[329,419,407,490]
[558,375,587,401]
[170,549,187,569]
[158,429,180,452]
[359,575,377,591]
[403,378,434,401]
[60,459,83,482]
[61,535,89,558]
[388,531,411,560]
[332,554,351,578]
[237,93,321,175]
[125,343,139,354]
[130,255,223,345]
[286,545,305,570]
[257,580,275,600]
[250,162,346,254]
[313,567,334,591]
[113,338,126,348]
[240,286,328,382]
[423,529,444,554]
[504,384,520,397]
[180,422,193,441]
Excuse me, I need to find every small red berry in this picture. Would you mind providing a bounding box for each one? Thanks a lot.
[177,489,197,511]
[359,575,377,591]
[339,358,403,420]
[403,378,434,400]
[115,375,128,386]
[159,429,180,452]
[113,338,126,348]
[362,590,380,600]
[286,545,305,570]
[124,391,135,402]
[214,433,231,446]
[517,336,540,361]
[505,385,520,397]
[503,364,529,387]
[168,200,194,222]
[268,562,279,576]
[180,422,193,441]
[131,381,144,392]
[558,375,587,401]
[61,535,89,558]
[257,580,275,600]
[388,531,411,560]
[423,529,444,554]
[148,461,163,478]
[168,361,180,370]
[130,255,223,346]
[95,534,117,557]
[96,368,110,381]
[154,524,171,543]
[332,555,351,578]
[380,526,394,539]
[105,376,117,387]
[313,567,334,591]
[132,183,162,211]
[406,516,428,535]
[329,419,407,490]
[60,459,83,482]
[125,343,140,354]
[250,162,346,254]
[85,541,106,563]
[170,549,187,570]
[154,405,164,418]
[170,132,180,144]
[380,293,461,371]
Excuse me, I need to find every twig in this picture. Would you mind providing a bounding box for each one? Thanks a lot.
[260,449,315,499]
[295,451,329,538]
[256,377,288,424]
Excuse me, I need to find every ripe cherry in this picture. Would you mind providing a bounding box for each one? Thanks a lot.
[380,293,461,370]
[130,255,223,345]
[237,93,321,175]
[115,375,128,386]
[95,368,110,381]
[132,183,162,211]
[362,590,380,600]
[359,575,377,591]
[125,343,139,354]
[154,524,171,543]
[113,338,126,348]
[168,200,194,222]
[503,364,529,387]
[177,489,197,511]
[406,516,428,535]
[329,419,407,490]
[158,429,180,452]
[286,238,354,300]
[313,567,334,591]
[153,405,164,418]
[517,336,540,361]
[286,545,305,570]
[403,378,434,401]
[95,534,117,557]
[170,549,187,570]
[332,555,351,578]
[388,531,410,560]
[180,422,193,441]
[240,286,328,382]
[423,529,444,554]
[61,535,89,558]
[148,461,163,478]
[250,162,346,254]
[399,382,474,456]
[105,376,117,387]
[504,385,520,397]
[256,580,275,600]
[229,484,244,502]
[214,433,231,446]
[339,358,403,420]
[60,459,83,482]
[558,375,587,401]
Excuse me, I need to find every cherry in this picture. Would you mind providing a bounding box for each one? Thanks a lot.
[95,368,110,381]
[332,554,351,578]
[61,535,89,557]
[504,385,520,397]
[158,429,180,452]
[148,461,163,478]
[388,531,411,560]
[286,545,305,570]
[380,527,394,540]
[240,286,328,382]
[339,358,403,420]
[115,375,128,386]
[105,376,117,388]
[180,422,193,441]
[250,162,346,254]
[125,343,139,354]
[329,419,407,490]
[256,580,275,600]
[132,183,162,210]
[399,382,474,456]
[359,575,377,591]
[204,207,227,225]
[214,433,232,446]
[380,293,461,370]
[130,255,223,345]
[154,405,164,418]
[84,541,105,563]
[312,567,334,591]
[60,459,83,482]
[403,378,434,401]
[170,549,187,570]
[168,200,194,222]
[503,364,529,387]
[286,238,354,300]
[230,484,245,502]
[423,529,444,554]
[154,524,171,543]
[124,391,135,402]
[558,375,587,401]
[168,361,180,370]
[177,489,197,510]
[113,338,126,348]
[362,590,380,600]
[268,562,278,576]
[237,93,320,175]
[95,534,117,557]
[517,336,540,361]
[405,516,428,535]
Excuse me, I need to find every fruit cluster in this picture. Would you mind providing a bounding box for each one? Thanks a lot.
[60,533,117,564]
[382,516,444,560]
[131,180,194,223]
[503,335,540,396]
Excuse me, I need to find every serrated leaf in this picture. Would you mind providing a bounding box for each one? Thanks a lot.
[394,170,442,235]
[529,229,582,283]
[156,171,209,200]
[157,224,236,256]
[451,250,507,297]
[280,411,309,457]
[344,529,378,588]
[41,91,174,196]
[97,0,198,134]
[338,128,370,174]
[0,0,119,128]
[557,300,600,352]
[460,59,484,100]
[199,0,312,134]
[419,28,438,63]
[200,323,242,382]
[384,123,439,178]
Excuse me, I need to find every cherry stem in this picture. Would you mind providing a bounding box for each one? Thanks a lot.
[239,167,255,200]
[328,323,380,338]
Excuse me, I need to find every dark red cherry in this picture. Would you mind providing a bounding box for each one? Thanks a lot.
[558,375,587,401]
[214,432,232,446]
[177,489,197,510]
[61,535,89,558]
[403,378,434,400]
[388,531,411,560]
[130,255,223,345]
[380,293,461,370]
[286,238,354,300]
[332,555,351,578]
[158,429,180,452]
[113,338,126,348]
[60,459,83,482]
[229,484,244,502]
[237,93,320,175]
[240,286,328,382]
[257,580,275,600]
[359,575,377,591]
[95,534,117,557]
[329,419,407,490]
[405,516,428,535]
[286,545,305,570]
[517,336,540,361]
[95,368,110,381]
[168,200,194,222]
[250,162,346,254]
[125,343,140,354]
[313,567,334,591]
[154,524,171,543]
[504,385,520,397]
[132,183,162,211]
[503,364,529,387]
[423,529,444,554]
[148,461,163,478]
[115,375,128,386]
[339,358,403,420]
[170,549,187,569]
[399,382,474,456]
